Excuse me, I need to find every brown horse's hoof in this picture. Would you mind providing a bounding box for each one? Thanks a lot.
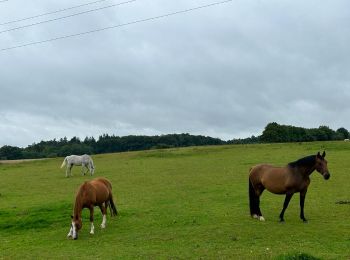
[258,216,265,221]
[252,214,259,219]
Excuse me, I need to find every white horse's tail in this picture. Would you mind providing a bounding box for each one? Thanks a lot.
[60,157,67,168]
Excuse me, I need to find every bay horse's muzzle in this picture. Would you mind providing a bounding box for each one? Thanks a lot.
[323,172,330,180]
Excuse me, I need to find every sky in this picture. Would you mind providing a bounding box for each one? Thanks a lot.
[0,0,350,147]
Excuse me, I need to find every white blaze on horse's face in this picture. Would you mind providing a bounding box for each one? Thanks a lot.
[72,221,78,240]
[67,224,73,238]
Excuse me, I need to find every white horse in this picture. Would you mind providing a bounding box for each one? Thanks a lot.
[60,154,95,178]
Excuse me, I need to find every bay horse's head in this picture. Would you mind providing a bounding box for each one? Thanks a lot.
[315,151,330,180]
[71,215,82,240]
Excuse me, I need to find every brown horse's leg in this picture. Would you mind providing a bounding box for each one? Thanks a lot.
[249,178,257,216]
[89,206,95,234]
[249,178,265,221]
[255,185,265,220]
[300,189,308,222]
[99,204,107,228]
[279,193,293,222]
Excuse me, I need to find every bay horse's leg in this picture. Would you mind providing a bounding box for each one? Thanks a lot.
[249,178,265,220]
[279,193,293,222]
[255,186,265,221]
[249,178,257,217]
[99,204,107,228]
[300,189,308,222]
[89,206,95,234]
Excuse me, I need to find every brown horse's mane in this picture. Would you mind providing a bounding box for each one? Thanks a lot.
[73,182,88,219]
[287,155,316,168]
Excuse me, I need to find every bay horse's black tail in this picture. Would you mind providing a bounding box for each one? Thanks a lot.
[249,176,257,216]
[108,195,118,217]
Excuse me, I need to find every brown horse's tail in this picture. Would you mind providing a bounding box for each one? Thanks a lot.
[249,175,257,216]
[108,194,118,217]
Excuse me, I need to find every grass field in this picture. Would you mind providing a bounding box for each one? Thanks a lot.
[0,141,349,259]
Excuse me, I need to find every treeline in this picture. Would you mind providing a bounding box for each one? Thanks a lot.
[0,123,349,160]
[259,122,349,143]
[228,123,349,144]
[0,134,224,160]
[226,122,349,144]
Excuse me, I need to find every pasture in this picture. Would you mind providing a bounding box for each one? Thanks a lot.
[0,141,349,259]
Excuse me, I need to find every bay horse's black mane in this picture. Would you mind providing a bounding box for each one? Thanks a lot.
[288,155,316,168]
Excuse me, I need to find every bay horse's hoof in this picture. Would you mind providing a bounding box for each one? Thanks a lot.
[258,216,265,221]
[302,219,308,223]
[252,214,259,219]
[279,219,285,223]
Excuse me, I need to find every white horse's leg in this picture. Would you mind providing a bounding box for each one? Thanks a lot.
[91,160,95,175]
[101,214,106,229]
[69,164,73,177]
[89,162,93,176]
[81,164,85,176]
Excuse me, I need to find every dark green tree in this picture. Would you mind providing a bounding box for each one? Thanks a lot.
[336,127,349,139]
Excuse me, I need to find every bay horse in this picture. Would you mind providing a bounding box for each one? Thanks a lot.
[249,151,330,222]
[61,154,95,177]
[67,177,118,240]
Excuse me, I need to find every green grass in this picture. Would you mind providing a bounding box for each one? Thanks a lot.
[0,142,349,259]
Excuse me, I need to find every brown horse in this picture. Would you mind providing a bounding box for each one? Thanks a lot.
[67,177,118,240]
[249,151,330,222]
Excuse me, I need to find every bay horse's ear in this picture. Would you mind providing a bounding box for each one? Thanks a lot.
[317,152,321,158]
[322,151,326,158]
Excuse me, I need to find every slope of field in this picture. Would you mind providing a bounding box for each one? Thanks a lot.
[0,142,349,259]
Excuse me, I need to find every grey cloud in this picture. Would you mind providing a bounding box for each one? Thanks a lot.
[1,0,350,147]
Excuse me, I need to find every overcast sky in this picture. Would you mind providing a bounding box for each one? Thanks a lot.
[0,0,350,147]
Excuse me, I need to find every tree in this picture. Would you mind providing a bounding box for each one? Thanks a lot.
[0,145,23,160]
[336,127,349,139]
[260,122,287,142]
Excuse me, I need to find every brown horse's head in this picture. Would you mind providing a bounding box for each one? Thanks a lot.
[315,151,330,180]
[71,215,82,240]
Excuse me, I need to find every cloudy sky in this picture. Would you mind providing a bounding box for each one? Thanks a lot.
[0,0,349,147]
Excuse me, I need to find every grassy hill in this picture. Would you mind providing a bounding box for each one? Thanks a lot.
[0,142,349,259]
